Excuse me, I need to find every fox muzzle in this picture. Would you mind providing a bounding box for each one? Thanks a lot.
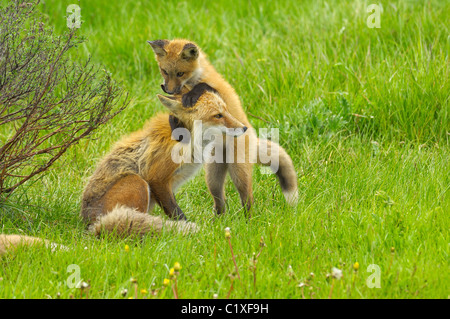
[161,83,181,95]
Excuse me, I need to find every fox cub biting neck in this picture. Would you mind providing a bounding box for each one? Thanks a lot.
[148,39,299,216]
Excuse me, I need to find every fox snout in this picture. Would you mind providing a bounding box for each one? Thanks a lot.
[161,83,182,95]
[223,125,248,137]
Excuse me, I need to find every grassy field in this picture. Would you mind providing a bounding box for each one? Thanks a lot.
[0,0,449,299]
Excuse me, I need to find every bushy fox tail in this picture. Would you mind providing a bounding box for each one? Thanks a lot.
[257,138,299,205]
[89,205,198,238]
[0,234,67,256]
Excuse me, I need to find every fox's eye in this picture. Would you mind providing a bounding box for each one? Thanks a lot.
[214,114,223,119]
[177,72,184,77]
[162,69,168,75]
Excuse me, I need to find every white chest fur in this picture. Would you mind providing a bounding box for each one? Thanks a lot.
[171,162,203,192]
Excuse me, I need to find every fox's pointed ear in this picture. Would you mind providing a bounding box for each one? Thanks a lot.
[157,94,180,111]
[147,40,168,57]
[181,43,199,61]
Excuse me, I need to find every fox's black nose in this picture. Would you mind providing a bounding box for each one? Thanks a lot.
[243,126,248,132]
[161,84,179,95]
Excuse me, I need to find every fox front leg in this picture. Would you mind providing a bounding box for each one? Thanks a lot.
[205,162,228,215]
[152,188,187,221]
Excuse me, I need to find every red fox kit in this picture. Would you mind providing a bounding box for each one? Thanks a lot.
[80,83,247,237]
[148,39,299,215]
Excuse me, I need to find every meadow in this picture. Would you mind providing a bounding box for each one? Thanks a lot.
[0,0,448,299]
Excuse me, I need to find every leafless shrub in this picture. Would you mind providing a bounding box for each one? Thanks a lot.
[0,1,129,197]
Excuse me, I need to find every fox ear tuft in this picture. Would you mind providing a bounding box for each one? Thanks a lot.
[157,94,180,111]
[147,40,168,57]
[181,43,199,61]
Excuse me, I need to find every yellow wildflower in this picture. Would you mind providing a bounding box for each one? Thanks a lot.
[174,262,182,271]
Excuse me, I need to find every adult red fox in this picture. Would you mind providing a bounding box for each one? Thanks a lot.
[80,83,247,237]
[1,84,240,253]
[148,39,298,216]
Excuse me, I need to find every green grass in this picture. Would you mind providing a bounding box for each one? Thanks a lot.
[0,0,449,299]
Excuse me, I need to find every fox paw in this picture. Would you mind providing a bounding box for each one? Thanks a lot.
[182,83,218,107]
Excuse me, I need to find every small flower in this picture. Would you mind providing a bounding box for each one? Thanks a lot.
[225,227,231,239]
[287,265,295,277]
[140,289,148,295]
[169,268,175,278]
[124,245,130,252]
[391,247,395,253]
[121,289,128,297]
[331,267,343,280]
[259,236,265,247]
[213,293,218,299]
[309,272,315,278]
[174,262,182,271]
[163,278,170,286]
[353,262,360,271]
[128,296,133,299]
[80,281,90,289]
[130,278,137,284]
[298,282,306,288]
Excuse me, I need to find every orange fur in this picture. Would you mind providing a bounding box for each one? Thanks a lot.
[148,39,299,214]
[0,234,66,256]
[81,88,245,237]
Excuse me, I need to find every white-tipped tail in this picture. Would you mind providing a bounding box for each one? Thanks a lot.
[283,188,299,206]
[90,205,198,238]
[257,138,299,206]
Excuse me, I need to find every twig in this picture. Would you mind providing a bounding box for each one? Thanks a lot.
[227,236,241,280]
[328,279,335,299]
[226,276,235,299]
[251,237,265,291]
[247,111,272,124]
[172,279,179,299]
